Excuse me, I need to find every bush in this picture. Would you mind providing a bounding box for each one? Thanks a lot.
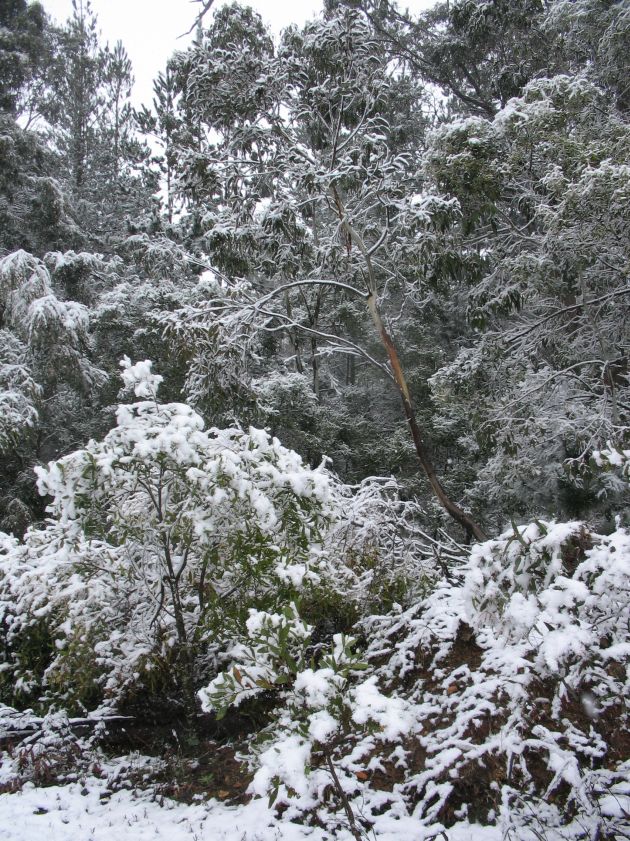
[0,359,345,712]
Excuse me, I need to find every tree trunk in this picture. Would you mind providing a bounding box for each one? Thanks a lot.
[366,293,486,541]
[332,184,486,542]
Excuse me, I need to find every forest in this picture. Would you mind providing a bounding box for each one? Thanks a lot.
[0,0,629,838]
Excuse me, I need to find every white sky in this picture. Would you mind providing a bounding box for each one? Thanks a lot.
[40,0,435,107]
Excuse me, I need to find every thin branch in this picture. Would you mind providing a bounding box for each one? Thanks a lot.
[504,286,630,346]
[329,96,345,170]
[250,304,395,380]
[149,581,166,628]
[489,359,606,416]
[324,751,363,841]
[180,0,215,37]
[256,278,368,306]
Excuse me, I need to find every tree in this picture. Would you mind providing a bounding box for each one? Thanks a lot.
[419,52,630,521]
[40,1,153,244]
[43,0,103,193]
[352,0,558,117]
[546,0,630,113]
[135,66,183,225]
[0,3,87,256]
[0,113,85,255]
[0,0,47,117]
[169,3,486,539]
[0,250,106,533]
[101,40,133,181]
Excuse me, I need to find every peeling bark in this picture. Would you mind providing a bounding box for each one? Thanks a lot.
[332,185,486,542]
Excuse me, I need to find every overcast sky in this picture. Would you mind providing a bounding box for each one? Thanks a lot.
[40,0,435,106]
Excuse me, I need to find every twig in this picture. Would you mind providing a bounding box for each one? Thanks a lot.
[324,750,364,841]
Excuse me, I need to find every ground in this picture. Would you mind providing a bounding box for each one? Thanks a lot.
[0,772,504,841]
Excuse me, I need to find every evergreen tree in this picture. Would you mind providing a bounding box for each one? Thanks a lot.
[41,1,154,244]
[353,0,558,116]
[136,66,183,225]
[0,0,47,117]
[377,0,630,525]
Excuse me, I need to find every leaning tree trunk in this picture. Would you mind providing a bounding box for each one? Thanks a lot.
[332,185,486,542]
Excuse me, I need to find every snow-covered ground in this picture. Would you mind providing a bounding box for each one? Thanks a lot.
[0,777,501,841]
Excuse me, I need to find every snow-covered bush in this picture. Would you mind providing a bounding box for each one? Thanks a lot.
[198,599,416,814]
[464,516,629,716]
[593,443,630,482]
[201,512,629,838]
[337,520,629,837]
[198,603,317,716]
[324,476,461,611]
[0,359,344,711]
[12,710,99,786]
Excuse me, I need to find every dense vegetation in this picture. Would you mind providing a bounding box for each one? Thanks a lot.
[0,1,628,838]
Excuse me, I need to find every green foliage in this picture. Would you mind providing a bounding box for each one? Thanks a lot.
[0,115,84,255]
[0,360,350,711]
[0,617,55,711]
[0,0,47,116]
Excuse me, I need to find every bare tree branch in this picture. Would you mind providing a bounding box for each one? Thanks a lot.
[180,0,216,38]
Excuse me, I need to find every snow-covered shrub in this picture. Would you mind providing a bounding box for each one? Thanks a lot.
[465,519,629,696]
[203,514,629,838]
[324,476,461,611]
[0,359,344,712]
[455,518,630,833]
[326,520,628,837]
[198,603,316,716]
[197,599,417,814]
[13,710,99,786]
[593,443,630,482]
[0,356,451,716]
[457,520,629,835]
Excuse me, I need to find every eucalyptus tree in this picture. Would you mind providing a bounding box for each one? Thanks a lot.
[168,3,485,539]
[413,4,630,524]
[350,0,558,117]
[310,0,630,525]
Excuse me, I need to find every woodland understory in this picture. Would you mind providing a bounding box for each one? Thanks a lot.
[0,0,629,838]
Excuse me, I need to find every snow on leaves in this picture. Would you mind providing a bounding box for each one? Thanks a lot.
[198,515,629,837]
[1,359,341,708]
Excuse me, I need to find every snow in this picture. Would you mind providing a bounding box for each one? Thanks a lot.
[293,668,339,708]
[350,676,416,741]
[119,357,164,399]
[2,355,629,839]
[0,777,508,841]
[3,502,628,839]
[307,710,338,743]
[251,735,314,800]
[0,780,323,841]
